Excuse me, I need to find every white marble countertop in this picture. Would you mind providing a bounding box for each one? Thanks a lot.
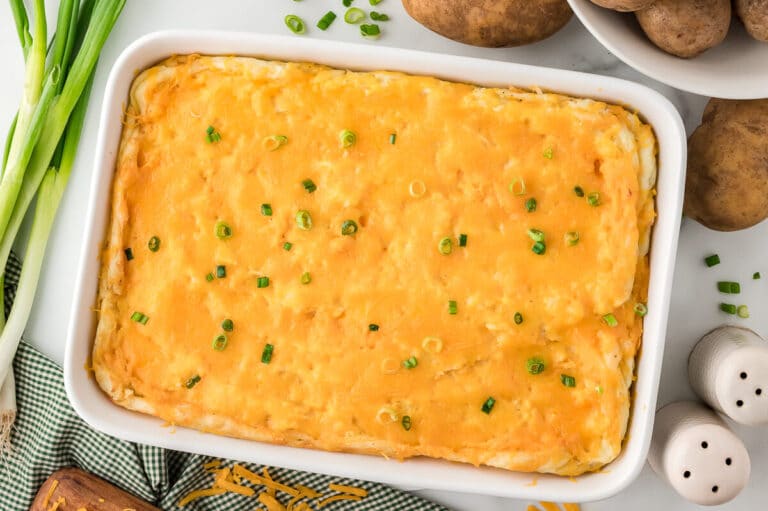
[1,1,766,510]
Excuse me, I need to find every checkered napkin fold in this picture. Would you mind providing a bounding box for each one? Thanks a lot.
[1,252,449,510]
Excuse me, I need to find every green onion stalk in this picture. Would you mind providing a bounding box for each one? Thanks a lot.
[0,0,125,456]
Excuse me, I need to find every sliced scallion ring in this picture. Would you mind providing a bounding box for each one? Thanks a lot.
[344,7,366,23]
[438,237,452,255]
[285,14,306,34]
[215,221,232,240]
[341,220,358,236]
[296,210,313,230]
[148,236,160,252]
[339,129,356,148]
[212,334,228,351]
[264,134,288,151]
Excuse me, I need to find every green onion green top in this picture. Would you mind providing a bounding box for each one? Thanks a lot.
[369,323,380,332]
[360,23,381,39]
[148,236,160,252]
[574,186,584,197]
[369,0,383,4]
[561,374,576,388]
[341,219,358,236]
[124,248,134,261]
[296,210,313,230]
[216,265,226,279]
[301,271,312,285]
[343,0,353,6]
[438,237,453,255]
[370,11,389,21]
[284,14,306,34]
[215,221,232,240]
[720,303,737,315]
[339,129,356,148]
[543,147,554,159]
[212,334,228,352]
[704,254,720,267]
[527,228,545,242]
[261,204,273,216]
[261,343,274,364]
[525,198,537,212]
[634,303,648,317]
[344,7,366,23]
[587,192,600,206]
[458,233,468,247]
[205,272,214,282]
[283,242,293,251]
[221,319,234,332]
[302,178,317,193]
[401,415,412,431]
[403,356,418,369]
[389,133,396,144]
[448,300,458,315]
[603,313,618,327]
[130,311,149,325]
[531,241,546,255]
[481,397,496,414]
[185,375,201,389]
[317,11,337,30]
[514,312,523,325]
[205,125,221,143]
[717,281,741,294]
[526,357,545,375]
[257,276,270,288]
[754,272,761,280]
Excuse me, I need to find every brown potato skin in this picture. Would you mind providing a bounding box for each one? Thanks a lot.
[401,0,573,47]
[736,0,768,41]
[635,0,731,58]
[684,99,768,232]
[590,0,654,12]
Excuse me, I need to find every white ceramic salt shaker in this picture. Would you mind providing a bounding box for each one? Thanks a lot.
[648,401,750,506]
[688,325,768,426]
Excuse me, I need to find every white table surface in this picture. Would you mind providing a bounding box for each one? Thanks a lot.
[1,1,766,510]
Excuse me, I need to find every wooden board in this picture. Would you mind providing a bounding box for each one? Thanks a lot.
[29,467,160,511]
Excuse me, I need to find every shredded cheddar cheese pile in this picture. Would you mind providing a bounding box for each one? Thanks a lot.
[178,460,368,510]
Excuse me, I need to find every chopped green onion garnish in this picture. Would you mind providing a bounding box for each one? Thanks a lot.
[345,7,366,23]
[221,319,234,332]
[360,23,381,39]
[720,303,737,315]
[205,272,214,282]
[296,210,313,230]
[389,133,396,144]
[257,276,270,288]
[531,241,546,255]
[205,125,222,143]
[339,129,356,148]
[261,343,274,364]
[401,415,412,431]
[754,272,761,280]
[215,221,232,239]
[285,14,306,34]
[317,11,337,30]
[283,242,293,251]
[148,236,160,252]
[634,303,648,317]
[216,265,226,278]
[526,357,545,375]
[543,147,554,159]
[264,134,288,151]
[369,323,379,331]
[458,233,468,247]
[341,220,358,236]
[717,281,740,294]
[448,300,458,315]
[509,178,526,196]
[574,186,585,197]
[587,192,600,206]
[737,305,750,318]
[124,248,134,261]
[302,178,317,193]
[603,313,618,327]
[343,0,353,6]
[481,397,496,414]
[704,254,720,267]
[130,311,149,325]
[212,334,228,351]
[561,374,576,388]
[596,385,604,395]
[438,237,453,255]
[301,271,312,285]
[527,228,545,242]
[369,0,382,4]
[370,11,389,21]
[514,312,523,325]
[565,231,580,246]
[403,356,418,369]
[261,204,273,216]
[525,198,537,212]
[185,375,201,389]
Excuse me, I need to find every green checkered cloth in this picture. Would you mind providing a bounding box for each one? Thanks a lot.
[1,253,449,511]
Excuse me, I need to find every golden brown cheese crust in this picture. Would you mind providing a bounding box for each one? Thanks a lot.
[93,55,656,476]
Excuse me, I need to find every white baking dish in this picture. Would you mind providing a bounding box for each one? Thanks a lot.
[64,30,686,502]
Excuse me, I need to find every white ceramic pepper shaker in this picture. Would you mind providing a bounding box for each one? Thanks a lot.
[648,401,750,506]
[688,325,768,426]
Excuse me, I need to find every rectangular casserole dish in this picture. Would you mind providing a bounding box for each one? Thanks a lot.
[64,30,686,502]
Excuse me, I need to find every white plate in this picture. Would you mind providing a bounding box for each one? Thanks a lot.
[568,0,768,99]
[64,30,686,502]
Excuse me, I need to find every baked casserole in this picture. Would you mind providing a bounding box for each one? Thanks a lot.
[93,55,657,476]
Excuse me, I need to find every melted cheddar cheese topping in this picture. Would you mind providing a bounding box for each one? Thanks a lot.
[93,55,656,476]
